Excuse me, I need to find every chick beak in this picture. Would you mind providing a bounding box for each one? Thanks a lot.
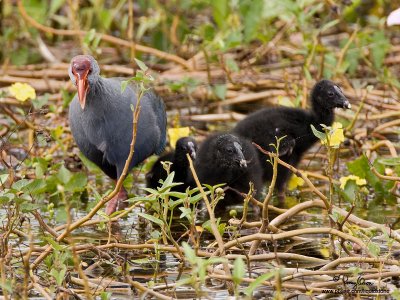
[334,85,351,110]
[75,70,89,110]
[239,159,247,168]
[343,99,351,109]
[233,142,247,168]
[188,142,197,160]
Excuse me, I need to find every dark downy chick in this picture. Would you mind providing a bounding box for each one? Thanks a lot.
[233,79,351,200]
[146,137,197,192]
[68,55,167,214]
[192,133,263,205]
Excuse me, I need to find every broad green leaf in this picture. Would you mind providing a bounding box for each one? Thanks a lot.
[64,173,87,192]
[20,202,41,212]
[57,165,71,184]
[22,179,47,194]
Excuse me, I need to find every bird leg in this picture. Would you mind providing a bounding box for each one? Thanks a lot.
[105,185,128,215]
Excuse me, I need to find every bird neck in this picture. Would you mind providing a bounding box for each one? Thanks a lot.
[174,152,189,168]
[311,103,335,130]
[86,76,107,106]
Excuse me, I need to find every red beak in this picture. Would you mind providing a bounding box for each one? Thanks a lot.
[74,70,89,109]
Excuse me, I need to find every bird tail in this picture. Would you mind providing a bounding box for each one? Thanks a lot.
[149,90,167,155]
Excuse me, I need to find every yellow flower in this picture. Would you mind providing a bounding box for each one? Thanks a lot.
[339,175,367,189]
[168,127,190,148]
[321,122,344,147]
[287,174,305,191]
[9,82,36,102]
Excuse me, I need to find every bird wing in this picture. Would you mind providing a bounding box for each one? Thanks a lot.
[99,79,167,176]
[69,97,118,179]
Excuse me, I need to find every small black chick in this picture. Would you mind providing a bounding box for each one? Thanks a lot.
[192,133,263,205]
[146,137,197,192]
[233,79,351,200]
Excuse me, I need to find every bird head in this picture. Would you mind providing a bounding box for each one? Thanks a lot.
[69,55,100,110]
[216,134,247,168]
[176,137,198,160]
[312,79,351,111]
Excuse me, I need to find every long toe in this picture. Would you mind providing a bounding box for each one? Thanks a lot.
[105,188,128,215]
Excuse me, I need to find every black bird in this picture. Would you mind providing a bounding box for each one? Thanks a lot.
[68,55,167,214]
[146,137,197,192]
[233,79,351,200]
[192,133,263,205]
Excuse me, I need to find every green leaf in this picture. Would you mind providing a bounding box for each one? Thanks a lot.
[121,80,130,93]
[213,84,227,100]
[20,202,41,213]
[371,31,389,69]
[84,29,96,44]
[0,174,9,185]
[225,58,239,72]
[22,179,47,194]
[179,207,192,220]
[310,124,325,141]
[320,19,340,33]
[49,0,65,16]
[100,292,112,300]
[212,0,228,29]
[232,257,245,285]
[241,0,264,41]
[34,158,48,179]
[137,212,164,226]
[32,94,49,109]
[57,165,71,184]
[12,179,30,191]
[182,242,197,264]
[367,241,380,257]
[43,236,64,252]
[244,271,275,297]
[134,58,149,72]
[64,173,87,192]
[50,265,67,286]
[377,157,400,166]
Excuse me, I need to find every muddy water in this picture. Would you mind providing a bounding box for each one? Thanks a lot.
[4,149,400,299]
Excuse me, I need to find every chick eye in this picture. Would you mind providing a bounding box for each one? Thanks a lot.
[328,91,334,97]
[226,148,234,154]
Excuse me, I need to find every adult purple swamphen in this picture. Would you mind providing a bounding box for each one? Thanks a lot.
[233,79,351,201]
[68,55,167,214]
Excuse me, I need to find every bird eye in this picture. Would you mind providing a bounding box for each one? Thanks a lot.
[227,148,234,154]
[328,91,334,97]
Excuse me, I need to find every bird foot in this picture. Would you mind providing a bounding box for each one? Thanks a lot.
[105,187,128,215]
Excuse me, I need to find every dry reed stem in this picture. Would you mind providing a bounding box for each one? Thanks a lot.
[17,0,191,70]
[187,155,234,294]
